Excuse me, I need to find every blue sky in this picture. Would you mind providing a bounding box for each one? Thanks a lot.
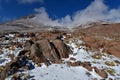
[0,0,120,25]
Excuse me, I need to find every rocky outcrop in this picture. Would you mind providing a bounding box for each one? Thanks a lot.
[0,37,72,80]
[53,39,72,58]
[30,39,72,64]
[30,40,49,64]
[37,39,60,62]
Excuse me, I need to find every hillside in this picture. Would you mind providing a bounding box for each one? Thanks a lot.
[0,15,69,32]
[0,17,120,80]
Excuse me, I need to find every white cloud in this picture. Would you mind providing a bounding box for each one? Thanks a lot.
[32,0,120,27]
[17,0,44,4]
[32,7,61,26]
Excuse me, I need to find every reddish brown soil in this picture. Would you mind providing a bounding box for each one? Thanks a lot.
[73,23,120,57]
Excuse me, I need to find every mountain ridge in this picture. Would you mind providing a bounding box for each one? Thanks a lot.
[1,14,119,33]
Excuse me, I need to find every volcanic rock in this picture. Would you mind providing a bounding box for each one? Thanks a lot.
[30,39,72,64]
[30,39,59,64]
[53,39,73,58]
[30,43,46,63]
[36,39,60,62]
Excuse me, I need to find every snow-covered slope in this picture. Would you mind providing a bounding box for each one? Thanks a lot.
[64,38,120,80]
[2,34,120,80]
[6,63,102,80]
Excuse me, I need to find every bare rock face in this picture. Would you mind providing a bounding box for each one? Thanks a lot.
[30,43,46,63]
[53,39,73,58]
[36,39,60,62]
[30,39,59,64]
[30,39,72,64]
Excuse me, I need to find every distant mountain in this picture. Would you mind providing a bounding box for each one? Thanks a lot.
[0,14,120,34]
[0,14,69,32]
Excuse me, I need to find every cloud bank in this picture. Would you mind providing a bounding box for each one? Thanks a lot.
[32,0,120,27]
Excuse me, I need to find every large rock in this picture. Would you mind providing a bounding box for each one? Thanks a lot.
[30,39,72,64]
[53,39,73,58]
[36,39,60,61]
[30,43,46,63]
[30,39,60,64]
